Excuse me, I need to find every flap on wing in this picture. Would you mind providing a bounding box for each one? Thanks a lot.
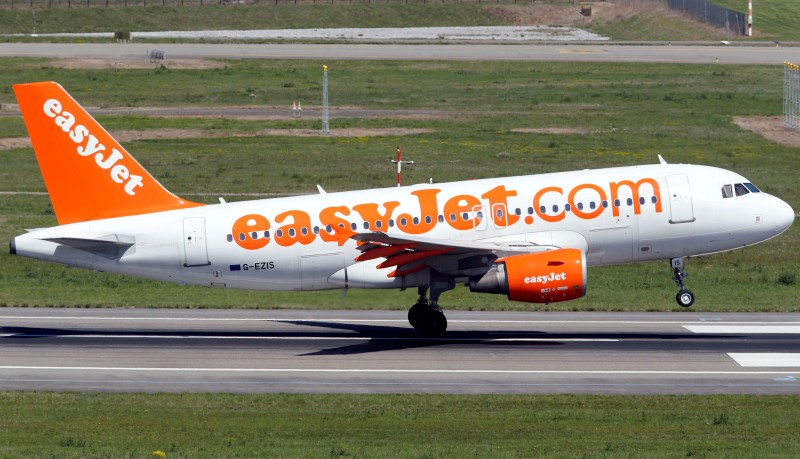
[352,231,550,255]
[44,236,134,258]
[352,232,556,278]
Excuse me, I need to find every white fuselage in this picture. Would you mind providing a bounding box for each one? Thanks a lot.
[12,163,795,293]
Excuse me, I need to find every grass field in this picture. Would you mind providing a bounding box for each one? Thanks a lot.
[1,392,799,457]
[0,58,797,311]
[3,1,797,41]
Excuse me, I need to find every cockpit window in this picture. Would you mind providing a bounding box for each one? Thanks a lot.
[734,183,749,196]
[744,182,761,193]
[721,184,733,198]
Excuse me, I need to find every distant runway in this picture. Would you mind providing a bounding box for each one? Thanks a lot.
[1,43,799,65]
[1,308,799,394]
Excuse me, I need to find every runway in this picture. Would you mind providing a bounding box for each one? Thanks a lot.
[1,308,799,394]
[1,42,799,65]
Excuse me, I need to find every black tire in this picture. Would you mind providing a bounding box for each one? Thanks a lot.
[676,289,695,308]
[408,304,448,337]
[408,302,427,330]
[421,310,447,337]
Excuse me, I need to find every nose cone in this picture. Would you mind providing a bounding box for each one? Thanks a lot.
[772,198,795,235]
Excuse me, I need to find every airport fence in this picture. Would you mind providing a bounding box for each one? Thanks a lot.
[612,0,745,35]
[785,62,800,130]
[666,0,745,35]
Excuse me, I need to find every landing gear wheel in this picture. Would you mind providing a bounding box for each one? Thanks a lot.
[676,289,695,308]
[408,302,448,337]
[670,257,695,308]
[408,302,427,330]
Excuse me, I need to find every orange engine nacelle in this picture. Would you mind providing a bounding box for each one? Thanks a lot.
[469,248,587,303]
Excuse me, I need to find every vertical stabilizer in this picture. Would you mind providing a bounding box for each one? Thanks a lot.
[13,81,202,224]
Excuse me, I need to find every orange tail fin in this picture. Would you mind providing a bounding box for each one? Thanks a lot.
[13,81,203,224]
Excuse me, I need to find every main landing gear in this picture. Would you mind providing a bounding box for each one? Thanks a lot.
[408,272,454,337]
[671,257,695,308]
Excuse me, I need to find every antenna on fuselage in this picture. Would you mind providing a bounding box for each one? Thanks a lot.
[658,155,668,165]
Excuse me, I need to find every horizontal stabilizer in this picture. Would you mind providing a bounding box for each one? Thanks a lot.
[44,237,134,258]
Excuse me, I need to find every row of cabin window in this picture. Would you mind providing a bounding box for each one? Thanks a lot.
[226,195,660,242]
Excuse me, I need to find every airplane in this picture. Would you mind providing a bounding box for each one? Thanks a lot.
[8,81,796,336]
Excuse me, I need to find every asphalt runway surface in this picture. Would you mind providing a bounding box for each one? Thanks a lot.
[2,42,799,65]
[1,308,799,394]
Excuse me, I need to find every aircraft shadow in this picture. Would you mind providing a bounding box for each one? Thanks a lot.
[0,323,745,357]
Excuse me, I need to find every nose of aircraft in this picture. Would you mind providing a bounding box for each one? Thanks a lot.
[772,197,795,235]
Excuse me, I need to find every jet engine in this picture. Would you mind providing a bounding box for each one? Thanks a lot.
[469,248,587,303]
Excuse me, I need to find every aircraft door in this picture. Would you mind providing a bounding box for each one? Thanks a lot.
[472,205,488,230]
[666,174,695,224]
[183,217,210,267]
[491,203,508,229]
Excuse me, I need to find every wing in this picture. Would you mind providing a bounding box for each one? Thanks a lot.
[351,231,568,278]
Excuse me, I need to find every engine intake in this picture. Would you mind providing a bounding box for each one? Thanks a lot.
[469,248,587,303]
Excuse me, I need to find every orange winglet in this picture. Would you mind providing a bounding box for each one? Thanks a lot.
[355,243,416,262]
[13,81,203,224]
[376,248,451,269]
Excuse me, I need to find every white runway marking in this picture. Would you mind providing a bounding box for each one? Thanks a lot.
[684,325,800,334]
[728,353,800,368]
[1,366,800,375]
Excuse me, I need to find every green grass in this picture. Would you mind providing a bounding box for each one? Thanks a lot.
[0,2,781,41]
[1,392,799,457]
[0,58,797,311]
[0,3,505,34]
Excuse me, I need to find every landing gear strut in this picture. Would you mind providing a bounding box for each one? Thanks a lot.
[671,257,695,308]
[408,272,454,337]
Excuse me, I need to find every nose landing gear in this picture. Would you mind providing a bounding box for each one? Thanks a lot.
[671,257,695,308]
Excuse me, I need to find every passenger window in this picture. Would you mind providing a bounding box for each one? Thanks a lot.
[552,205,559,213]
[226,234,233,242]
[288,229,296,237]
[626,198,633,206]
[301,227,308,236]
[602,201,609,208]
[639,197,645,205]
[251,232,258,240]
[613,199,620,207]
[376,221,383,229]
[425,216,432,224]
[589,202,596,210]
[577,202,584,210]
[449,213,457,222]
[527,207,534,215]
[565,204,571,212]
[437,215,444,223]
[363,222,370,230]
[350,223,357,231]
[540,205,547,214]
[514,208,521,216]
[276,230,283,238]
[734,183,749,196]
[651,196,658,204]
[721,184,733,198]
[264,231,270,239]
